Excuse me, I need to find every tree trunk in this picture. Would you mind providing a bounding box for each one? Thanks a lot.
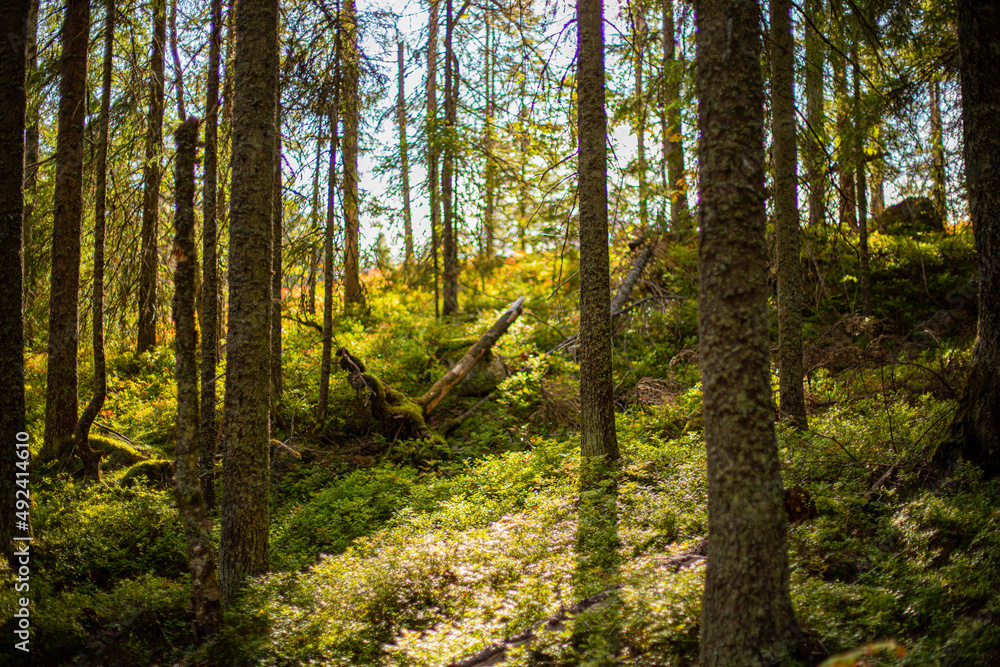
[770,0,807,428]
[342,0,363,309]
[305,132,323,315]
[693,0,801,660]
[21,0,39,349]
[483,17,495,260]
[220,0,278,605]
[634,3,648,232]
[832,6,857,233]
[169,0,185,120]
[661,0,688,230]
[72,0,117,480]
[853,37,872,317]
[428,0,440,317]
[0,0,30,563]
[870,155,885,217]
[41,0,90,463]
[929,78,947,220]
[441,0,459,315]
[173,117,223,638]
[200,0,222,510]
[804,0,826,228]
[138,0,166,354]
[577,0,618,462]
[934,0,1000,478]
[398,36,414,264]
[418,297,525,415]
[271,103,283,406]
[318,105,339,423]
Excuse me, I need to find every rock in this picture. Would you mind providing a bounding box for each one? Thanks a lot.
[876,196,944,235]
[438,346,509,397]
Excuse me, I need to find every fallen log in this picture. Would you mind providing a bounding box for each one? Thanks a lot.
[418,297,526,416]
[337,347,429,442]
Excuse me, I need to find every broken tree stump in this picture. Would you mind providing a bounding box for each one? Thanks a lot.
[418,297,526,416]
[337,347,429,442]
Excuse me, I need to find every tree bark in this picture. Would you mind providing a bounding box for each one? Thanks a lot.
[138,0,166,355]
[169,0,185,120]
[271,104,283,405]
[173,117,223,638]
[21,0,39,349]
[0,0,30,562]
[41,0,90,462]
[200,0,223,510]
[342,0,363,309]
[418,297,525,415]
[771,0,808,428]
[428,0,441,317]
[693,0,801,660]
[929,78,947,220]
[634,3,649,232]
[934,0,1000,478]
[577,0,619,462]
[72,0,117,480]
[398,36,414,264]
[661,0,688,230]
[832,4,857,233]
[483,17,495,260]
[804,0,826,228]
[441,0,459,315]
[220,0,278,605]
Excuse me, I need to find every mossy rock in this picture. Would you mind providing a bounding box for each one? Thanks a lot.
[89,434,146,470]
[120,460,174,489]
[877,196,944,235]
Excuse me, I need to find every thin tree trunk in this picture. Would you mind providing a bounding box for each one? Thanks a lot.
[342,0,363,308]
[483,16,495,260]
[771,0,807,427]
[398,36,414,264]
[441,0,458,315]
[220,0,278,606]
[138,0,166,354]
[517,85,528,250]
[661,0,688,230]
[318,106,339,423]
[428,0,440,317]
[41,0,90,463]
[271,104,283,406]
[934,0,1000,478]
[173,117,223,638]
[0,0,30,562]
[305,132,323,315]
[832,4,857,232]
[853,36,872,317]
[577,0,618,462]
[169,0,185,120]
[870,155,885,217]
[693,0,801,659]
[929,78,947,220]
[634,3,649,231]
[200,0,222,511]
[804,0,826,228]
[72,0,117,480]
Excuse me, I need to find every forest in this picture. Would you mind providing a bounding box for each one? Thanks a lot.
[1,0,999,662]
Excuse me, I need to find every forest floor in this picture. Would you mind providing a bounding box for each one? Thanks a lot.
[3,230,1000,666]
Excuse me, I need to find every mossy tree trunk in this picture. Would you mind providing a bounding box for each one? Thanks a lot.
[41,0,90,463]
[220,0,278,605]
[0,0,30,563]
[173,117,222,638]
[427,0,440,317]
[577,0,618,464]
[72,0,117,480]
[693,0,802,660]
[935,0,1000,478]
[342,0,363,309]
[200,0,223,510]
[138,0,166,355]
[771,0,808,428]
[929,78,947,221]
